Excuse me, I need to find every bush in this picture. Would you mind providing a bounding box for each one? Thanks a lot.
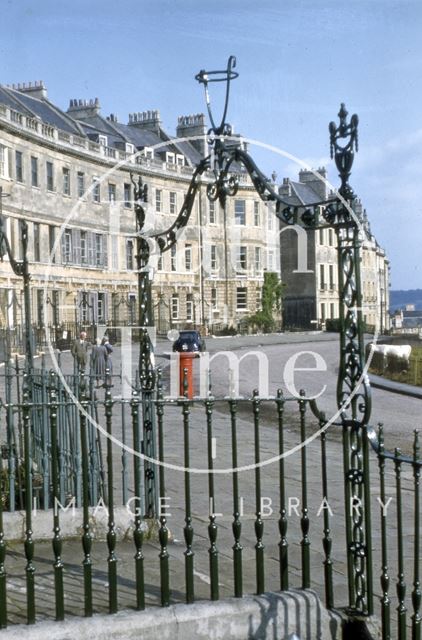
[325,318,341,332]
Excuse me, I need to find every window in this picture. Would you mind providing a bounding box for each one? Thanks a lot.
[33,223,40,262]
[98,135,108,146]
[171,293,179,320]
[328,229,334,246]
[95,234,103,266]
[320,264,325,289]
[321,303,326,322]
[166,152,175,164]
[319,229,324,245]
[176,154,184,166]
[236,287,247,310]
[143,147,154,160]
[92,177,100,203]
[97,293,106,324]
[124,183,131,208]
[63,229,72,263]
[0,144,9,178]
[31,156,38,187]
[156,189,162,212]
[268,211,273,230]
[236,246,247,271]
[62,167,70,195]
[126,239,134,270]
[254,202,260,226]
[108,183,116,203]
[171,245,176,271]
[46,161,54,191]
[15,151,23,182]
[157,254,163,271]
[329,264,334,289]
[81,231,87,264]
[268,250,274,271]
[186,294,193,321]
[169,191,177,214]
[330,303,335,319]
[211,288,217,309]
[48,225,56,263]
[210,245,217,270]
[256,288,262,310]
[185,244,192,271]
[255,246,261,271]
[209,200,216,224]
[77,172,85,198]
[234,199,246,225]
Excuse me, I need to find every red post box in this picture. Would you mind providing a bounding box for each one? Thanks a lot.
[179,352,196,398]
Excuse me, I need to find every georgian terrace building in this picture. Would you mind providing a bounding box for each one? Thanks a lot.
[278,169,390,332]
[0,81,276,338]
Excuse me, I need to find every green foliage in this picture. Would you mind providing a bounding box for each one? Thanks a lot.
[325,318,341,332]
[246,272,284,333]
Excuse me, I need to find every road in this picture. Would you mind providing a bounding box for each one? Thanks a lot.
[154,331,420,455]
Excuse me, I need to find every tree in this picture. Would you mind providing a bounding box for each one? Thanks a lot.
[247,271,284,333]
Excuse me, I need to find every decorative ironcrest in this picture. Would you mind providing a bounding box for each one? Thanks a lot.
[329,103,359,200]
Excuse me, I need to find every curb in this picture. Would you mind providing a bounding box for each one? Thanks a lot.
[0,590,345,640]
[369,374,422,400]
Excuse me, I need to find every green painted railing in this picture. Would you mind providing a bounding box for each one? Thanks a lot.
[0,363,420,639]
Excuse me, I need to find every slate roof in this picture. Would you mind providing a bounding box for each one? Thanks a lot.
[0,85,83,135]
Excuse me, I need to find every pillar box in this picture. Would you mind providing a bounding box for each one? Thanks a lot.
[179,352,196,398]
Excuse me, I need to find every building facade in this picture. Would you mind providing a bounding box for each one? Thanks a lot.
[0,82,276,341]
[0,81,389,343]
[278,169,390,331]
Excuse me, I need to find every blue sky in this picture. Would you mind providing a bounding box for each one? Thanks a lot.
[1,0,421,289]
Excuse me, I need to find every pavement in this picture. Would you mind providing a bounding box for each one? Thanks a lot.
[0,331,418,636]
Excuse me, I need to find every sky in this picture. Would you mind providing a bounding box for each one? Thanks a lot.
[1,0,421,290]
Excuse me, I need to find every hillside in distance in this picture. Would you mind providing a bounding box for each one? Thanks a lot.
[390,289,422,312]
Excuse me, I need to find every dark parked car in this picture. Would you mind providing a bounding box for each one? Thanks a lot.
[172,330,206,353]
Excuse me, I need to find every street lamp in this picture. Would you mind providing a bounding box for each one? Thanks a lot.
[0,186,33,372]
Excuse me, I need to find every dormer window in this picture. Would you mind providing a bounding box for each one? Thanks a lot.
[176,154,184,166]
[126,143,135,154]
[98,135,108,146]
[166,152,175,164]
[143,147,154,160]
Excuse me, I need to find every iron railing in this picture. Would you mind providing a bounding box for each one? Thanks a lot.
[0,361,420,638]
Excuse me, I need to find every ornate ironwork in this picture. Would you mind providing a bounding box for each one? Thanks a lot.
[131,174,157,517]
[129,57,373,617]
[0,188,33,372]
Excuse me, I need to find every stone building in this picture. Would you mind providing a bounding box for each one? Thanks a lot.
[0,82,275,340]
[278,169,390,331]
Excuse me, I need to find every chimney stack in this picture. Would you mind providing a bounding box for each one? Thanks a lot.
[67,97,101,119]
[14,80,48,100]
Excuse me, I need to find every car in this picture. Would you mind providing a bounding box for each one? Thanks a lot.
[172,330,206,353]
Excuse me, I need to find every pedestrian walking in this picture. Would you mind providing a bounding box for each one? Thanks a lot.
[90,337,108,387]
[102,336,113,385]
[71,331,90,372]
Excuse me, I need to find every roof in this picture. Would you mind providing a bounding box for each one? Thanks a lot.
[0,85,83,135]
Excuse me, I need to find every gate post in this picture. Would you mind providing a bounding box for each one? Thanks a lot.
[132,176,158,519]
[328,104,373,618]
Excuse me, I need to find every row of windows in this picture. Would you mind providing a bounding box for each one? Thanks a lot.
[154,244,269,273]
[319,264,336,290]
[318,228,335,247]
[320,302,337,322]
[169,287,250,320]
[0,143,133,206]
